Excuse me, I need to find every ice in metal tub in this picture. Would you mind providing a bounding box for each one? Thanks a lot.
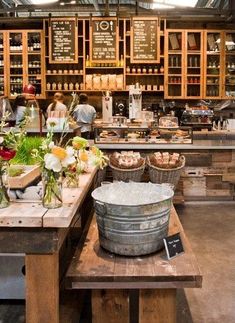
[91,182,174,256]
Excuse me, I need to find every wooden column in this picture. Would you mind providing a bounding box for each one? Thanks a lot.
[25,253,59,323]
[92,289,129,323]
[139,289,176,323]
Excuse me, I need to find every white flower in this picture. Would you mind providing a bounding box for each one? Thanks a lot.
[0,137,4,144]
[46,117,59,129]
[48,141,55,149]
[61,146,76,167]
[44,153,62,172]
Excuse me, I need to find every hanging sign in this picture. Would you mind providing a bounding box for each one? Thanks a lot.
[90,18,118,63]
[49,18,78,63]
[131,17,160,63]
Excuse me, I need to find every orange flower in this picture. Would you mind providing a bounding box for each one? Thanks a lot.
[51,146,67,160]
[91,146,98,155]
[72,141,82,150]
[79,150,88,162]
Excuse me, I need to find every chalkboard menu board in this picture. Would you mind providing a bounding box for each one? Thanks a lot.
[49,18,78,64]
[131,17,160,63]
[90,18,118,63]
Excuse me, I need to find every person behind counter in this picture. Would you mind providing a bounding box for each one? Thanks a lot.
[73,93,96,139]
[13,95,27,125]
[47,92,67,116]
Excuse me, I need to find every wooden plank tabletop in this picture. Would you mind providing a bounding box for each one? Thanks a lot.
[0,168,97,228]
[66,207,202,289]
[43,167,97,227]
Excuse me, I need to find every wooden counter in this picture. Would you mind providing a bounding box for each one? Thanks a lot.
[66,207,202,323]
[0,168,97,323]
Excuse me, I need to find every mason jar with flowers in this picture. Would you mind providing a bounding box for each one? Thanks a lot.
[32,133,76,209]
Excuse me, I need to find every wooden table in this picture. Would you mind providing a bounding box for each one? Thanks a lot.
[0,167,97,323]
[66,207,202,323]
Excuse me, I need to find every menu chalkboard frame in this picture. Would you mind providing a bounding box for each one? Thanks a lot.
[49,17,78,64]
[131,17,160,64]
[90,17,119,64]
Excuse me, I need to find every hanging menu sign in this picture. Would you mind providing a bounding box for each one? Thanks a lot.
[90,18,118,63]
[131,17,160,63]
[49,18,78,64]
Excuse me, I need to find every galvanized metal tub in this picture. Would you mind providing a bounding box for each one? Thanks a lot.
[91,182,174,256]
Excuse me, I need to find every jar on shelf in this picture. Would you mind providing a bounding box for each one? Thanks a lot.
[137,67,141,74]
[154,66,158,73]
[148,67,153,74]
[64,82,68,91]
[58,82,62,91]
[126,66,130,73]
[132,67,136,73]
[80,83,84,90]
[46,82,51,91]
[69,82,74,90]
[160,66,164,73]
[75,82,79,90]
[142,67,147,73]
[52,82,57,90]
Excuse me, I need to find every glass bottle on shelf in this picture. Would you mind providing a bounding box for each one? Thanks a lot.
[86,55,90,67]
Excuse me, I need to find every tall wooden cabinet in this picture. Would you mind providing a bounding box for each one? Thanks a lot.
[0,32,7,96]
[224,31,235,98]
[204,31,223,99]
[6,30,45,99]
[165,29,204,99]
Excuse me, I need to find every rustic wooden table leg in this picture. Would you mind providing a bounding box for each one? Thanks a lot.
[92,289,129,323]
[139,289,176,323]
[25,253,59,323]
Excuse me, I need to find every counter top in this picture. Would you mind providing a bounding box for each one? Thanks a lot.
[95,140,235,150]
[0,167,97,228]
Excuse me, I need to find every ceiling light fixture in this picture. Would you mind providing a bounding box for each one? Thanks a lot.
[30,0,58,4]
[70,0,76,4]
[153,0,198,9]
[60,1,65,5]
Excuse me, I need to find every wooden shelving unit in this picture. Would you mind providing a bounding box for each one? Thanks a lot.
[0,18,234,100]
[4,30,45,99]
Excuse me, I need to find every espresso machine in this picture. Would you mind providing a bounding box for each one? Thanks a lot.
[102,91,113,122]
[129,84,142,119]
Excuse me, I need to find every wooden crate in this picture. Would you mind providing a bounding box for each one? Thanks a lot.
[8,165,41,189]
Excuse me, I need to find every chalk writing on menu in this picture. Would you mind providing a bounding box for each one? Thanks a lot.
[132,19,159,62]
[91,19,117,61]
[50,19,76,62]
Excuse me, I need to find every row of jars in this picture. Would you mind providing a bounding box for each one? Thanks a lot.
[126,66,164,74]
[47,82,84,91]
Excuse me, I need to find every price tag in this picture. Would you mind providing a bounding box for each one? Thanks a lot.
[163,232,184,260]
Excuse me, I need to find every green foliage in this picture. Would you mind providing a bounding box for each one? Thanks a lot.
[8,165,24,177]
[11,136,43,165]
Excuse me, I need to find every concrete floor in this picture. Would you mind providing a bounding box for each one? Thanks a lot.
[0,203,235,323]
[176,203,235,323]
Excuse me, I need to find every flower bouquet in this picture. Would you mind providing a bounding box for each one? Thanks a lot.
[0,113,27,208]
[32,131,76,209]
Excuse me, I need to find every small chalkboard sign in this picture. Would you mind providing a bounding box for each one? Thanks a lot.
[163,232,184,260]
[49,18,78,64]
[131,17,160,63]
[90,17,118,63]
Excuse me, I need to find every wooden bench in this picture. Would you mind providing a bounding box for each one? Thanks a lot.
[66,207,202,323]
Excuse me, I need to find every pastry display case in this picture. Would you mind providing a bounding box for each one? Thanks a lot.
[94,125,193,144]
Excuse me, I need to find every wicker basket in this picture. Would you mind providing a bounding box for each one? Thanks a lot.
[109,162,145,182]
[147,155,185,189]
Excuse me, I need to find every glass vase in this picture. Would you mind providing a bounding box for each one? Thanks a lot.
[42,169,62,209]
[0,162,10,209]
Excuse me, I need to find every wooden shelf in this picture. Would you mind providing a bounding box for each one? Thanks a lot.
[46,73,83,76]
[85,66,124,69]
[126,73,164,76]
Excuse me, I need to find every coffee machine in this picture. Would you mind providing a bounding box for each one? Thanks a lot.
[129,84,142,119]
